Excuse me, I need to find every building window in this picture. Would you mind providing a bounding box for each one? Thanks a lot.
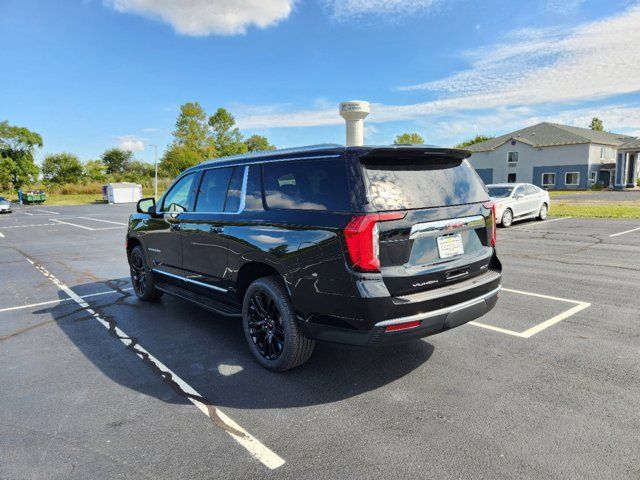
[565,172,580,186]
[542,173,556,186]
[590,171,597,184]
[507,173,517,183]
[507,152,518,165]
[600,147,605,159]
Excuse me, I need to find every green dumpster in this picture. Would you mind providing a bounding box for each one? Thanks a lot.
[24,191,46,204]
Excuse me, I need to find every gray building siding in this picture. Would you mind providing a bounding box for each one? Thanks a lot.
[475,168,493,185]
[532,164,589,189]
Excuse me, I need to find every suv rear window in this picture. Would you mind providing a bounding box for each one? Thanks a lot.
[262,159,350,211]
[362,157,488,210]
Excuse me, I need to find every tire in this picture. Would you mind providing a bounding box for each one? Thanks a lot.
[242,276,315,372]
[538,203,548,221]
[129,245,162,301]
[501,208,514,228]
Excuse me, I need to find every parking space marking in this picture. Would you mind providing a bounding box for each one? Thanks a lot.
[469,287,591,338]
[0,223,57,229]
[49,218,123,231]
[35,209,60,215]
[15,210,34,215]
[76,216,127,226]
[609,226,640,237]
[0,232,4,238]
[0,288,134,314]
[25,257,285,470]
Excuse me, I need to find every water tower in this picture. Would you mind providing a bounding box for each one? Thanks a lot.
[339,101,370,146]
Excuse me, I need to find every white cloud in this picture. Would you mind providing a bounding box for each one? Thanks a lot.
[546,0,585,15]
[117,135,145,151]
[325,0,443,18]
[104,0,295,36]
[236,3,640,132]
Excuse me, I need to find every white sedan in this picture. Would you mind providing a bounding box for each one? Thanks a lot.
[487,183,550,228]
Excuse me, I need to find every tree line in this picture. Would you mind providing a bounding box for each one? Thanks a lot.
[1,110,608,192]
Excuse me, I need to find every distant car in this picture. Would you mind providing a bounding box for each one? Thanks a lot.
[487,183,550,228]
[0,196,12,214]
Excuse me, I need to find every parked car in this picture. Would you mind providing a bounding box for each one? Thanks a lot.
[126,145,502,371]
[487,183,550,228]
[0,196,12,213]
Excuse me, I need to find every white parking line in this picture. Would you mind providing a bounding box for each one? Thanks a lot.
[35,209,60,215]
[469,287,591,338]
[77,217,127,226]
[0,232,4,238]
[0,223,57,229]
[15,210,34,215]
[0,288,134,314]
[609,226,640,237]
[25,257,285,470]
[50,218,125,231]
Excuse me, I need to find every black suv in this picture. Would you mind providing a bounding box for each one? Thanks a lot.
[127,145,501,371]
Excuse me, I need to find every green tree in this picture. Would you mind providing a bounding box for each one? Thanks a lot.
[589,117,604,131]
[455,135,494,149]
[0,157,16,190]
[83,159,107,182]
[123,160,153,182]
[0,120,42,188]
[393,132,425,145]
[244,134,275,152]
[101,148,133,175]
[159,144,202,178]
[41,152,84,184]
[173,102,216,158]
[209,108,248,157]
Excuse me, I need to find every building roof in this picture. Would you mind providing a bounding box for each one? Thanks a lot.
[465,122,635,152]
[619,138,640,150]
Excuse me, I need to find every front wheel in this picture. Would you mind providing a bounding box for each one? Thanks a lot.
[129,245,162,301]
[538,203,548,221]
[501,208,514,228]
[242,276,315,371]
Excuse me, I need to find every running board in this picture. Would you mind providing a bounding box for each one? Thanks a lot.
[155,282,242,317]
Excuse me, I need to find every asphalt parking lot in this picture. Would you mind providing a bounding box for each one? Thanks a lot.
[1,204,639,479]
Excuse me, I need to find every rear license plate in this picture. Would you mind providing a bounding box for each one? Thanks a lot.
[437,234,464,259]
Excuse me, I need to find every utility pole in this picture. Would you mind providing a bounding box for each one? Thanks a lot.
[149,144,158,200]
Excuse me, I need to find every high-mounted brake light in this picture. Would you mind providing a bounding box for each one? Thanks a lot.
[483,202,497,247]
[344,211,406,272]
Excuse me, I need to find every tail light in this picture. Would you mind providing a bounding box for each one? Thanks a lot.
[344,211,406,272]
[483,202,497,247]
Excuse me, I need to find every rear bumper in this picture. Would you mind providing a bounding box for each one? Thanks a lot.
[299,275,501,346]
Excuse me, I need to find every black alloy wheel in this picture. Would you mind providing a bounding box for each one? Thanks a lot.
[129,245,162,301]
[247,291,285,360]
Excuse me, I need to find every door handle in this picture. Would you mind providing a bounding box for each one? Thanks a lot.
[210,226,224,234]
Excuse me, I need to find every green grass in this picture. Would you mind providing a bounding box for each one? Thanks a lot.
[549,190,591,197]
[552,202,640,219]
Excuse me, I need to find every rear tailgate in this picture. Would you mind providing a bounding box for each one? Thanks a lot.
[359,147,497,297]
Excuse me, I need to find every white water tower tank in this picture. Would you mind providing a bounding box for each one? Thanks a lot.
[339,101,370,146]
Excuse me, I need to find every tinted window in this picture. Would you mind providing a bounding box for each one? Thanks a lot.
[363,158,488,210]
[195,167,233,212]
[224,166,244,212]
[244,166,264,211]
[263,159,350,211]
[488,187,513,198]
[162,173,195,213]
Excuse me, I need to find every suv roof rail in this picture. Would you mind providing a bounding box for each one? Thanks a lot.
[199,144,344,166]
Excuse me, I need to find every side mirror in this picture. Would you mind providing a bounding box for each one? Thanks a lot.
[137,197,156,214]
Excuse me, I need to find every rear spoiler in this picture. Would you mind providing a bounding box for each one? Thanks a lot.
[357,146,471,163]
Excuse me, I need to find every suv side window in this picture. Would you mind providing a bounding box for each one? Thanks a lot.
[262,159,350,211]
[195,167,234,212]
[162,173,196,213]
[224,167,245,213]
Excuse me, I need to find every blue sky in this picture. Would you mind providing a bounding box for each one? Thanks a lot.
[1,0,639,163]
